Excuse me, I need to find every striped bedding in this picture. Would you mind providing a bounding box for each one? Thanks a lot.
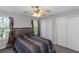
[13,35,56,53]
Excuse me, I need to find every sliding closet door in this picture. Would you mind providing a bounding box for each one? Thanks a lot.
[40,19,53,42]
[40,20,47,38]
[67,16,79,51]
[46,19,53,41]
[56,17,66,47]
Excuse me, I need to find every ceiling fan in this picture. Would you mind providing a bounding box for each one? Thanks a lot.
[31,6,50,17]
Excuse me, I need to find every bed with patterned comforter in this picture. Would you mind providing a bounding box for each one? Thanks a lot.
[13,35,56,53]
[13,28,56,53]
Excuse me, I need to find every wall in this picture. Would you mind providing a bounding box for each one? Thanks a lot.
[13,15,32,28]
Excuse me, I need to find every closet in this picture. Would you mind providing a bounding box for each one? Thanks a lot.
[56,15,79,51]
[56,17,66,47]
[66,16,79,51]
[40,19,47,38]
[40,17,56,44]
[40,19,53,42]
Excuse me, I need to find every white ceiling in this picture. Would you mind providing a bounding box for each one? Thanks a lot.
[0,6,79,17]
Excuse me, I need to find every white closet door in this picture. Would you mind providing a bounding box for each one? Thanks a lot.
[46,19,53,41]
[67,16,79,51]
[40,20,47,38]
[56,17,66,47]
[40,19,53,42]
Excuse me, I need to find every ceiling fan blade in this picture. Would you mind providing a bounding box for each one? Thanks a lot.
[31,6,40,13]
[41,8,50,12]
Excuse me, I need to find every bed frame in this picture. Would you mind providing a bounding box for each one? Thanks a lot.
[14,27,32,36]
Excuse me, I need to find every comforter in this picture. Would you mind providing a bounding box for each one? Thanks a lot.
[13,35,56,53]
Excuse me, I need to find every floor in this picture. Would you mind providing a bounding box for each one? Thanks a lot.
[0,47,15,53]
[0,45,78,53]
[54,45,79,53]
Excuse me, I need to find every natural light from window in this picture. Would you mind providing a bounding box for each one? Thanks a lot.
[0,17,10,39]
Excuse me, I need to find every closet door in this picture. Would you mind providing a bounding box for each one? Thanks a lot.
[46,19,53,42]
[56,17,66,47]
[40,19,53,42]
[67,16,79,51]
[40,20,47,38]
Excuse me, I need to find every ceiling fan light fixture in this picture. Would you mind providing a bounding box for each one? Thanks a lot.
[32,13,43,17]
[31,6,49,17]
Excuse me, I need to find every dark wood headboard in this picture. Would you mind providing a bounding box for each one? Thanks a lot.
[14,27,32,36]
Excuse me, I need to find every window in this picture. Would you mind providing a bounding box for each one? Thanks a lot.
[32,19,40,36]
[0,17,10,39]
[33,20,38,35]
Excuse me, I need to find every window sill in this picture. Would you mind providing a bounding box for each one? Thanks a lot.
[0,37,7,40]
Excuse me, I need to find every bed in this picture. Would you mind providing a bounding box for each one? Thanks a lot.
[13,28,56,53]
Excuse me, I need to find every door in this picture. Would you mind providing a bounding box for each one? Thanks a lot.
[40,19,47,38]
[56,17,66,47]
[40,19,53,42]
[67,16,79,51]
[46,19,53,42]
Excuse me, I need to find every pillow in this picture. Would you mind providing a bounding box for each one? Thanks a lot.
[24,35,28,38]
[24,34,32,38]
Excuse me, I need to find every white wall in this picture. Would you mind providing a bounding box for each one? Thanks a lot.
[13,15,32,28]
